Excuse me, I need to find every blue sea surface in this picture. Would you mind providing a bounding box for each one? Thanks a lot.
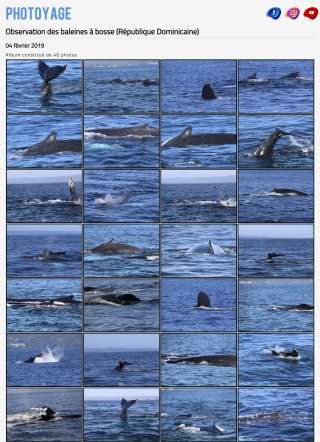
[162,182,236,222]
[84,399,159,441]
[7,279,82,332]
[7,388,82,441]
[239,169,313,222]
[84,278,159,332]
[7,60,82,113]
[161,333,236,386]
[84,61,159,113]
[84,349,159,386]
[84,169,159,222]
[7,334,82,386]
[7,114,82,168]
[238,60,314,113]
[238,333,313,386]
[161,115,236,168]
[239,279,313,332]
[238,114,314,169]
[84,224,159,277]
[7,230,82,277]
[84,115,159,168]
[239,236,313,277]
[161,60,237,113]
[161,224,236,277]
[239,388,313,441]
[7,180,83,223]
[161,388,236,441]
[161,279,236,332]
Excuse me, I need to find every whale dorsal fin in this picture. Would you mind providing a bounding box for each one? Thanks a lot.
[44,407,56,416]
[107,239,115,244]
[181,127,192,138]
[142,124,149,128]
[43,132,57,143]
[43,248,51,256]
[209,240,213,253]
[197,291,212,308]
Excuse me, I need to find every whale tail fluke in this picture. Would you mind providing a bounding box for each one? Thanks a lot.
[38,61,67,92]
[120,398,137,418]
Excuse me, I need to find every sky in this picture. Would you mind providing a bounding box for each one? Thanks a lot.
[84,334,159,351]
[7,225,81,235]
[7,170,82,184]
[239,224,313,239]
[84,388,159,401]
[161,170,236,184]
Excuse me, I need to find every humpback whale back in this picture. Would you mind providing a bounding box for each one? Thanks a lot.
[166,354,236,366]
[281,71,300,79]
[272,188,308,196]
[187,240,225,255]
[90,240,141,254]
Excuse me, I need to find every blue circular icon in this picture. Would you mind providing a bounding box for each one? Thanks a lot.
[267,7,282,20]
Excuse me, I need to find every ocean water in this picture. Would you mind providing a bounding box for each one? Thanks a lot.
[161,388,236,441]
[7,231,82,277]
[7,114,82,168]
[84,169,159,222]
[239,279,313,332]
[161,183,236,222]
[161,60,237,113]
[84,224,159,277]
[84,278,159,332]
[238,114,314,169]
[238,60,314,113]
[239,388,313,441]
[84,115,159,168]
[7,388,82,442]
[239,169,313,222]
[7,279,82,332]
[161,115,236,168]
[161,279,236,332]
[7,181,83,223]
[161,224,236,277]
[238,237,313,278]
[7,334,82,386]
[161,333,236,386]
[84,399,159,441]
[84,350,159,386]
[7,60,82,114]
[84,61,159,113]
[238,333,313,387]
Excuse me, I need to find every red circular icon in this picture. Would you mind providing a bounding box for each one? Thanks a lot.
[303,7,318,19]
